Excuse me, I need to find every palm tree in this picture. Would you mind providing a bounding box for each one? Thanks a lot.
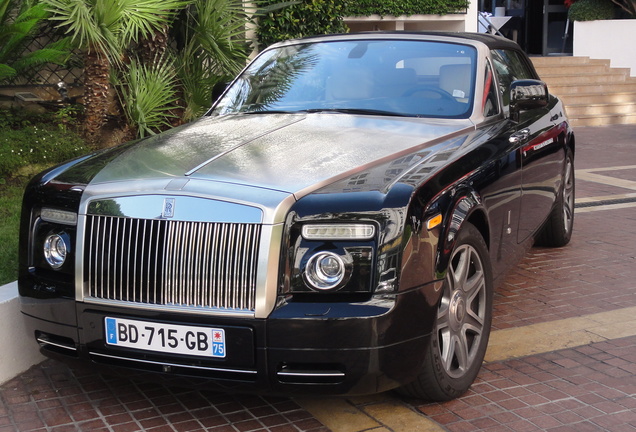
[172,0,254,121]
[169,0,300,121]
[42,0,188,145]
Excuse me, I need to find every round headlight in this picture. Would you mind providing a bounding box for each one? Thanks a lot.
[304,252,346,290]
[43,233,69,269]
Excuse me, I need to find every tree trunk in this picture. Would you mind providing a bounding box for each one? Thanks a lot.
[83,48,111,146]
[138,25,170,65]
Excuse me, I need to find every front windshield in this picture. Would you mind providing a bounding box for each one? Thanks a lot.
[211,39,477,119]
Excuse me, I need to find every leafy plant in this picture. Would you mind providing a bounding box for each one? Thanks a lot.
[173,0,253,121]
[115,55,179,138]
[0,0,71,83]
[0,108,88,181]
[175,51,222,122]
[256,0,348,49]
[343,0,470,17]
[53,104,84,131]
[568,0,615,20]
[0,180,23,284]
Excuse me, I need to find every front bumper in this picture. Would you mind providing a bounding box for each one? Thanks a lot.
[20,284,439,396]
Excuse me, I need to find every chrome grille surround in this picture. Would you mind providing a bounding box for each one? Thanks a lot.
[83,214,262,314]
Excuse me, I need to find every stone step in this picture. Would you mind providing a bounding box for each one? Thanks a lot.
[557,92,636,105]
[571,113,636,127]
[542,73,632,85]
[565,102,636,117]
[531,56,636,125]
[535,64,615,76]
[548,82,636,95]
[530,56,609,67]
[538,65,632,79]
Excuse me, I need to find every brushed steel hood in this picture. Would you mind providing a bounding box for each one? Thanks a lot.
[88,113,473,196]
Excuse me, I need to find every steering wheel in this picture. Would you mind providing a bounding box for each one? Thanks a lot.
[402,85,457,103]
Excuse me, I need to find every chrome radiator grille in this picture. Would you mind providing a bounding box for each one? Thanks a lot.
[84,215,261,312]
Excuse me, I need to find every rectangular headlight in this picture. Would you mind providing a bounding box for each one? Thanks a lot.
[302,223,375,241]
[41,208,78,226]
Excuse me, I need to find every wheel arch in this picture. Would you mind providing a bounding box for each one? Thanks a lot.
[566,129,575,159]
[466,208,490,251]
[435,189,491,278]
[558,120,575,157]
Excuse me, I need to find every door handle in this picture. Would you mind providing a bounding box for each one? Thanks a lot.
[509,128,530,144]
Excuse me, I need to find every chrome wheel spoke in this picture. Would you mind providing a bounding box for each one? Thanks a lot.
[452,246,470,288]
[440,330,469,373]
[464,305,484,333]
[454,331,470,371]
[463,251,484,296]
[465,273,485,328]
[437,303,451,331]
[439,327,452,367]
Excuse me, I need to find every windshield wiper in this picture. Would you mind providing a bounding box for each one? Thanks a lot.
[242,110,299,115]
[240,108,414,117]
[301,108,414,117]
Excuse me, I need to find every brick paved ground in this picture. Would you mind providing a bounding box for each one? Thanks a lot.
[0,361,327,432]
[1,125,635,432]
[415,336,636,432]
[492,205,636,330]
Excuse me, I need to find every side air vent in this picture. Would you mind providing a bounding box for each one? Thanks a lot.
[36,332,78,356]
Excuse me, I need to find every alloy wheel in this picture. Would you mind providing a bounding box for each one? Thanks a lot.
[436,244,487,379]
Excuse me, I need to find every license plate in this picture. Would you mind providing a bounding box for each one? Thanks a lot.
[105,317,226,358]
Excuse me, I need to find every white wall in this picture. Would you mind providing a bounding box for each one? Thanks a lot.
[574,20,636,77]
[0,282,45,385]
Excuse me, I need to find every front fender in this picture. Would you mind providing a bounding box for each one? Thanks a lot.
[435,190,485,278]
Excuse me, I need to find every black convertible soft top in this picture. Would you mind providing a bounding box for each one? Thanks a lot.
[285,31,522,51]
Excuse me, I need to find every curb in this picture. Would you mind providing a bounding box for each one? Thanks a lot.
[0,281,45,385]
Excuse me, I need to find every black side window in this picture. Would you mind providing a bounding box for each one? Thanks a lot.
[491,49,534,112]
[483,61,499,117]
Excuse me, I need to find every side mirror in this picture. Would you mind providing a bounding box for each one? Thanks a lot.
[510,79,549,121]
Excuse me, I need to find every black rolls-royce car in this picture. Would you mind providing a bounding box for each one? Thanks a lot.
[19,32,575,401]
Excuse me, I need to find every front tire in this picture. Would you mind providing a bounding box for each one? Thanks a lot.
[399,222,493,401]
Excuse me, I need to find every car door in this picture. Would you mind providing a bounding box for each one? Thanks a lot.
[474,59,526,277]
[490,49,563,243]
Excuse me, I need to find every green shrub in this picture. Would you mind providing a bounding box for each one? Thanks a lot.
[115,56,179,138]
[0,108,89,181]
[568,0,615,20]
[0,106,51,129]
[0,179,23,284]
[256,0,349,49]
[343,0,470,17]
